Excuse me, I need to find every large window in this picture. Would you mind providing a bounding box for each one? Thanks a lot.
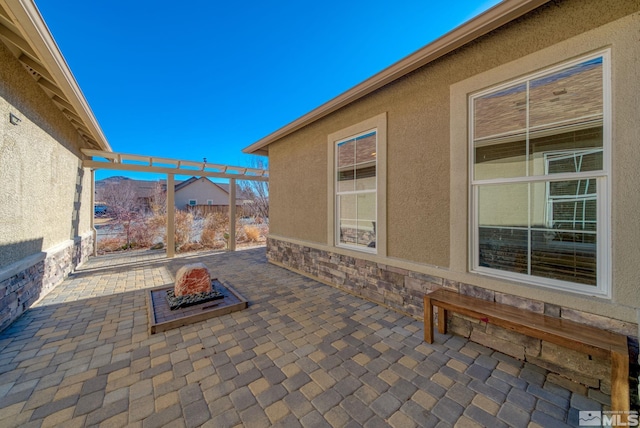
[336,130,377,251]
[470,52,610,296]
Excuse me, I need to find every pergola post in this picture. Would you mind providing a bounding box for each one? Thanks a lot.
[90,169,97,256]
[166,173,175,258]
[228,178,236,251]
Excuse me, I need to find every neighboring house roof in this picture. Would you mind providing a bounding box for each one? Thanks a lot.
[214,182,251,201]
[243,0,550,156]
[174,176,200,192]
[175,177,251,201]
[0,0,110,151]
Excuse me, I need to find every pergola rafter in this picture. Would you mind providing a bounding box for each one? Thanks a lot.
[81,149,268,181]
[82,149,268,258]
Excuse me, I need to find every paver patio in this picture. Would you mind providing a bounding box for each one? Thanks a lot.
[0,248,603,427]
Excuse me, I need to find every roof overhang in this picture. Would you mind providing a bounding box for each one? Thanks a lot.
[243,0,550,156]
[0,0,110,151]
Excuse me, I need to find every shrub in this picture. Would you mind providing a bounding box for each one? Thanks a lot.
[212,212,228,230]
[97,237,126,253]
[174,210,193,248]
[235,225,247,243]
[244,225,261,242]
[200,228,217,247]
[129,218,160,248]
[179,242,204,253]
[200,214,218,247]
[147,214,166,230]
[210,240,226,250]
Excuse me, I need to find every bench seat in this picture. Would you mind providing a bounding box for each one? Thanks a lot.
[423,288,630,412]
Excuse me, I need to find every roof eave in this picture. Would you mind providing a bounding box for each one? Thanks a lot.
[2,0,111,151]
[243,0,550,155]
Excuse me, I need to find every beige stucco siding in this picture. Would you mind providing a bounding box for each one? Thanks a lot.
[269,75,454,265]
[384,71,451,266]
[269,123,329,244]
[0,42,92,269]
[266,0,640,321]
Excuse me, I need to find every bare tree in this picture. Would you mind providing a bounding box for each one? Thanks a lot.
[100,180,141,248]
[239,157,269,220]
[149,181,167,216]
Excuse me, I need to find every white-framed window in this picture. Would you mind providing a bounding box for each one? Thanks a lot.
[335,130,377,252]
[470,51,610,296]
[188,199,197,206]
[207,200,214,205]
[328,113,386,255]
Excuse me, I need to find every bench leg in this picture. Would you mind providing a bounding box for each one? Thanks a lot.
[610,351,630,412]
[424,296,433,343]
[438,307,447,335]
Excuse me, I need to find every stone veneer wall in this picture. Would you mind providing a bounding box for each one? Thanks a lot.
[0,233,94,332]
[267,237,639,407]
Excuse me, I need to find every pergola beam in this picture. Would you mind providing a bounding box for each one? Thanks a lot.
[83,160,268,182]
[82,149,268,181]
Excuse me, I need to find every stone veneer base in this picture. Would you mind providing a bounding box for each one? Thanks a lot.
[0,233,94,332]
[267,237,639,408]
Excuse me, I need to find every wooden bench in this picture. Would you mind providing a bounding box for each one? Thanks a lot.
[423,288,630,412]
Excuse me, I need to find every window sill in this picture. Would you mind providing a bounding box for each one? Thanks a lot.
[471,266,610,299]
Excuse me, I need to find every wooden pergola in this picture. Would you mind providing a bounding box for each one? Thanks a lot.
[82,149,268,258]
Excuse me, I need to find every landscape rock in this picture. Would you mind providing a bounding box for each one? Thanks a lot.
[175,263,212,296]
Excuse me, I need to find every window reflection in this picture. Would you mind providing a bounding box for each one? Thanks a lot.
[472,55,605,288]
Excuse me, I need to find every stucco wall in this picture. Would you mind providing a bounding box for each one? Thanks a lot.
[0,41,93,269]
[266,0,640,323]
[269,123,331,243]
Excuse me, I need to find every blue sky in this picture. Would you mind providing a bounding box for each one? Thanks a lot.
[35,0,501,180]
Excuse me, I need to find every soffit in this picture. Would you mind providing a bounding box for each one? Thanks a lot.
[242,0,550,156]
[0,0,110,151]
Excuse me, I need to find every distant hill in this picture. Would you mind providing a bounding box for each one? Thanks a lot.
[97,176,131,182]
[95,176,132,188]
[95,177,161,202]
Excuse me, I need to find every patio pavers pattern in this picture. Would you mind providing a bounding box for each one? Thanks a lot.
[0,248,603,427]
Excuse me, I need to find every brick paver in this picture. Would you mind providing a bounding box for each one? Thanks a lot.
[0,248,599,426]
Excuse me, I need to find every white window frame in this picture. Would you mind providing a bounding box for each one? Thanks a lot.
[469,50,611,297]
[207,200,214,205]
[327,113,387,256]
